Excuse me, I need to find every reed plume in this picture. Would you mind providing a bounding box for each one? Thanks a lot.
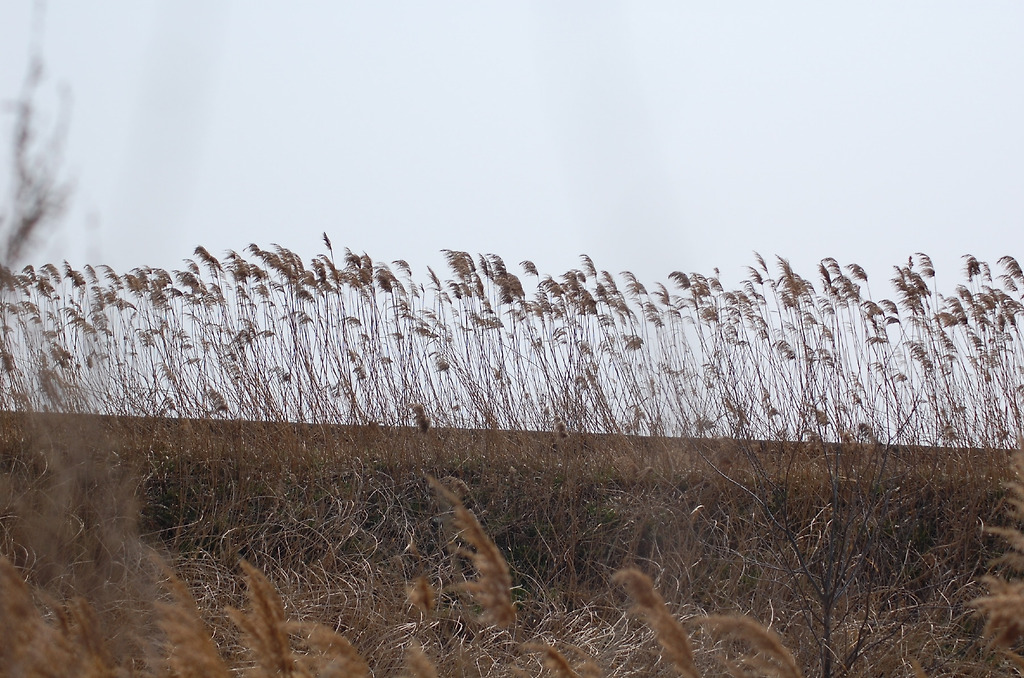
[410,403,431,433]
[291,621,370,678]
[407,575,436,615]
[402,643,439,678]
[429,475,515,628]
[156,565,232,678]
[0,556,120,677]
[613,567,698,678]
[973,447,1024,672]
[702,614,802,678]
[524,642,602,678]
[226,559,307,677]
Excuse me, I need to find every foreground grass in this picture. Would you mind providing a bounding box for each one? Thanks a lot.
[0,411,1017,676]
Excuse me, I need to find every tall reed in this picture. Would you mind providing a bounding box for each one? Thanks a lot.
[1,247,1021,448]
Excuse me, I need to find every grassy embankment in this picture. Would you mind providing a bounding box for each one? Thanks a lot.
[3,247,1024,676]
[0,409,1015,677]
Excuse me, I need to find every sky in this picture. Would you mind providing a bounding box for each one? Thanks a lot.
[0,1,1022,290]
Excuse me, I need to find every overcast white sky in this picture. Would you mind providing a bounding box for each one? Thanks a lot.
[1,1,1022,289]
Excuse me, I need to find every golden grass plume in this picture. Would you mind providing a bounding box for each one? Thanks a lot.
[428,475,515,628]
[702,614,802,678]
[226,560,303,677]
[972,447,1024,672]
[290,621,370,678]
[226,559,370,678]
[156,564,231,678]
[402,642,439,678]
[523,642,602,678]
[407,575,436,616]
[0,555,120,678]
[613,567,698,678]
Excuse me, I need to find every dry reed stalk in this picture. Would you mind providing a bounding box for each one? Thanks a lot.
[403,643,439,678]
[226,559,310,677]
[428,475,516,628]
[613,567,698,678]
[524,642,602,678]
[973,449,1024,671]
[0,556,120,678]
[156,565,231,678]
[289,621,370,678]
[407,575,436,615]
[701,614,802,678]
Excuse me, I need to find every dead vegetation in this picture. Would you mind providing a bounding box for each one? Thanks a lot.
[0,428,1022,677]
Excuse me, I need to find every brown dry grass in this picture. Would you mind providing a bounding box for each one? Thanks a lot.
[0,443,1020,677]
[1,408,1012,677]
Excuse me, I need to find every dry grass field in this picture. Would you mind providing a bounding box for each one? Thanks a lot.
[0,411,1020,677]
[2,245,1024,677]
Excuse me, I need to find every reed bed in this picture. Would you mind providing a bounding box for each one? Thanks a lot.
[1,246,1021,447]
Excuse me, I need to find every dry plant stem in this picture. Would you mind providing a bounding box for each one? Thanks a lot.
[0,555,120,678]
[290,621,370,678]
[613,567,698,678]
[702,614,803,678]
[428,475,516,628]
[226,559,308,677]
[403,643,439,678]
[973,448,1024,672]
[156,565,232,678]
